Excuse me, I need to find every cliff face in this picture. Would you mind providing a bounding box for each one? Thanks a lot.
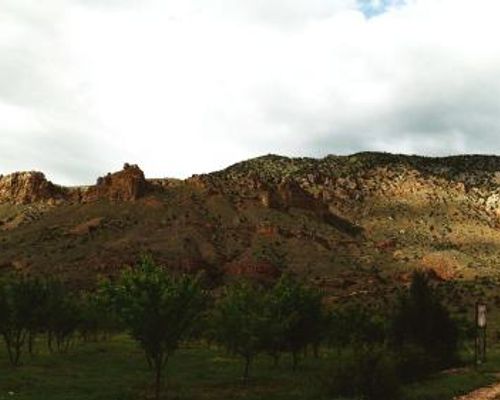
[78,163,149,202]
[0,164,149,205]
[0,171,65,205]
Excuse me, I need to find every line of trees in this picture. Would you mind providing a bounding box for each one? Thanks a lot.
[0,276,118,366]
[0,259,468,400]
[210,275,326,379]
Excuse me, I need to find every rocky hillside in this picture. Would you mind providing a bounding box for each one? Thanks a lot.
[1,152,500,309]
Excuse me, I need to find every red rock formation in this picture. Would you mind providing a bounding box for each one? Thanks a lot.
[0,164,150,204]
[224,251,281,282]
[0,171,64,204]
[82,164,148,202]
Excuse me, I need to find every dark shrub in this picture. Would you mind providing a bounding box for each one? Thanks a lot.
[395,344,438,383]
[390,271,459,370]
[321,347,401,400]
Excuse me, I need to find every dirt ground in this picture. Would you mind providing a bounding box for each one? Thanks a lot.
[454,382,500,400]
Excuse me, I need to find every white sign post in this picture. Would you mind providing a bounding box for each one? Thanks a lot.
[475,303,487,365]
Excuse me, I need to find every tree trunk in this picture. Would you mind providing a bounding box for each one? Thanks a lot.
[154,353,167,400]
[292,351,299,371]
[4,334,15,366]
[243,355,251,383]
[155,363,162,400]
[28,332,35,356]
[48,331,53,353]
[313,343,319,358]
[273,353,280,367]
[146,354,153,370]
[13,343,21,366]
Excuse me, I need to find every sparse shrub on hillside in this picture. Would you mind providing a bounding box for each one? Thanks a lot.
[102,256,205,400]
[252,238,287,271]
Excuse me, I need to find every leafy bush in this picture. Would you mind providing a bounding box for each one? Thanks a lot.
[395,344,438,383]
[321,347,401,400]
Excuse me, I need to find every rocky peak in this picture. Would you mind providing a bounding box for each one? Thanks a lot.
[0,171,63,204]
[81,163,148,202]
[0,164,150,205]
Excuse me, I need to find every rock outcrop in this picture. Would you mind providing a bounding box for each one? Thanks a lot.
[0,171,65,204]
[0,164,149,205]
[224,251,282,282]
[80,163,149,202]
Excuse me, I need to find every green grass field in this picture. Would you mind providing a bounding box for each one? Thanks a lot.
[1,335,499,400]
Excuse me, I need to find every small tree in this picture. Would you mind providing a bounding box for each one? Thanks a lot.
[268,275,324,370]
[212,281,268,381]
[0,276,41,366]
[44,279,81,353]
[329,304,386,353]
[22,277,51,356]
[103,257,205,400]
[390,270,458,370]
[79,292,121,342]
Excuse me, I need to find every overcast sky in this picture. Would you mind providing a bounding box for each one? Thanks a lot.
[2,0,500,185]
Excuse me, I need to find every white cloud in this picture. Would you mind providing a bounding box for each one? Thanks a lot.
[2,0,500,184]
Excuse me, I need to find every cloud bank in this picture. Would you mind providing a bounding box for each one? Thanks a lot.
[1,0,500,184]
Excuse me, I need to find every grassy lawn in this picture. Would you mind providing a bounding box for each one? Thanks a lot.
[0,336,499,400]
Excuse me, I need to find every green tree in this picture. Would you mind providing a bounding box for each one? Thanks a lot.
[212,281,268,381]
[390,270,458,369]
[0,276,44,365]
[103,257,205,400]
[44,279,81,353]
[267,275,324,369]
[329,304,386,353]
[79,291,121,342]
[23,277,51,356]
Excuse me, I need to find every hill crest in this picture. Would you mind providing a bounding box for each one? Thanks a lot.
[2,152,500,300]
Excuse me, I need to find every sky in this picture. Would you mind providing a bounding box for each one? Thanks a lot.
[2,0,500,185]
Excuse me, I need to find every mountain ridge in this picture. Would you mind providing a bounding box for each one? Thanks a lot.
[5,151,500,204]
[1,152,500,312]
